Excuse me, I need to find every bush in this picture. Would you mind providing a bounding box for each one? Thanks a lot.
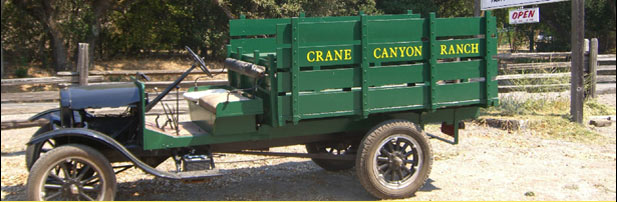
[14,67,29,78]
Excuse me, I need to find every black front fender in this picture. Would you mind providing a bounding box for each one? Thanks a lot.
[27,128,185,180]
[28,108,61,122]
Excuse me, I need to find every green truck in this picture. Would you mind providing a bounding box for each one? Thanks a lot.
[24,11,497,200]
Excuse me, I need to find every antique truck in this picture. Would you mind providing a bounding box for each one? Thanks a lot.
[24,11,497,200]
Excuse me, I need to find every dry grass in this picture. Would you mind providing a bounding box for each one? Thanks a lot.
[481,93,616,143]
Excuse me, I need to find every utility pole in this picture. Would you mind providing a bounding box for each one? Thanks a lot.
[570,0,585,123]
[474,0,483,17]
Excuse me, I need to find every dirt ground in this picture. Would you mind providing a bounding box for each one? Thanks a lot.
[2,95,616,200]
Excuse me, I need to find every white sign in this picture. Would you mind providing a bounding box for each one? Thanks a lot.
[509,8,540,24]
[481,0,568,10]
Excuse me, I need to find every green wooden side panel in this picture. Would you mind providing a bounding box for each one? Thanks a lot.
[434,17,482,37]
[278,63,426,92]
[230,38,277,53]
[229,18,290,36]
[225,11,498,125]
[368,64,426,86]
[298,21,360,44]
[279,68,360,92]
[367,19,426,43]
[433,60,483,81]
[434,82,483,104]
[368,86,426,112]
[279,91,360,119]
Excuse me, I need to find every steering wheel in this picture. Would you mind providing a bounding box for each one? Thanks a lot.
[185,46,213,77]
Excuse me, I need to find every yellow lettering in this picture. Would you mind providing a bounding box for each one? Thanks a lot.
[316,51,324,61]
[389,47,397,58]
[374,48,381,59]
[381,48,389,58]
[334,50,343,61]
[464,44,471,54]
[456,44,464,54]
[344,49,352,60]
[471,43,479,53]
[440,45,447,55]
[405,46,413,57]
[325,51,333,61]
[398,47,406,58]
[415,46,422,56]
[307,51,315,62]
[448,45,455,55]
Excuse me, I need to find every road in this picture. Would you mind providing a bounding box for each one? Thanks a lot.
[2,94,616,200]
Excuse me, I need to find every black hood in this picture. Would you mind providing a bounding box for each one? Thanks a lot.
[60,82,141,109]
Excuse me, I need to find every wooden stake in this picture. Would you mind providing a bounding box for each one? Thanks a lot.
[570,0,585,123]
[588,38,598,98]
[77,43,90,86]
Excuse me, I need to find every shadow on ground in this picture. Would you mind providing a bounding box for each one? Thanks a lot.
[2,159,440,200]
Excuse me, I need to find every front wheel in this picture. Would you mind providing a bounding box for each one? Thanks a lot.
[356,120,433,199]
[26,144,117,201]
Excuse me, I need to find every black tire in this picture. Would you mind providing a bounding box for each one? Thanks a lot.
[356,120,433,199]
[26,124,54,171]
[26,144,117,201]
[306,142,355,171]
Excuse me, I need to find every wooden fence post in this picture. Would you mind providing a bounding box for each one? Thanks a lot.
[588,38,598,98]
[77,43,90,86]
[570,0,585,124]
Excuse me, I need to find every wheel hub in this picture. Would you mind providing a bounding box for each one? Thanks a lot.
[69,184,80,195]
[391,156,403,167]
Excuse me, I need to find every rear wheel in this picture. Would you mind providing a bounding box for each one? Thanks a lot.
[306,141,355,171]
[356,120,432,199]
[27,144,116,201]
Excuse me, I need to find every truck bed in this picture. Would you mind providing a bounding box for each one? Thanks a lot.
[225,11,498,127]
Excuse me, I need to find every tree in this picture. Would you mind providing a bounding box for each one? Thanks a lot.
[86,0,112,63]
[1,0,5,78]
[11,0,70,71]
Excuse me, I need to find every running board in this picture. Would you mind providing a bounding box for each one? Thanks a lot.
[228,150,355,160]
[140,167,223,180]
[173,169,223,180]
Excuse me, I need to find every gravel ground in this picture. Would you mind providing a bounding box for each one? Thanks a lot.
[2,94,616,200]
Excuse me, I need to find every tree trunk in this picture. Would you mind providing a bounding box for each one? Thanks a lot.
[528,31,535,52]
[1,0,5,78]
[610,0,616,23]
[47,20,70,71]
[86,0,111,63]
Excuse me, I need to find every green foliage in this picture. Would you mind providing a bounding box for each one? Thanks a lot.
[1,2,46,65]
[2,0,615,70]
[101,0,380,59]
[14,67,29,78]
[376,0,473,17]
